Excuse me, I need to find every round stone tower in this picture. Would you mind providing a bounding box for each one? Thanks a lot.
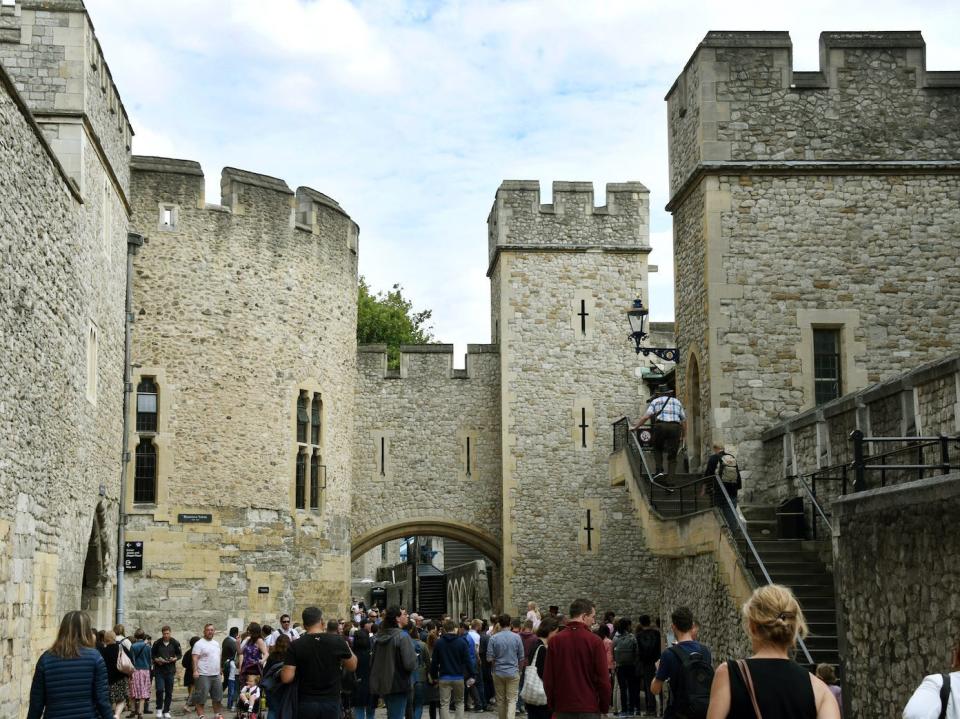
[123,157,358,633]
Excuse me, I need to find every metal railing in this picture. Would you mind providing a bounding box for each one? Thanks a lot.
[785,430,960,540]
[612,417,814,665]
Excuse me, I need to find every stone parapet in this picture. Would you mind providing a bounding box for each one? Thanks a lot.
[487,180,650,274]
[666,30,960,198]
[357,343,499,381]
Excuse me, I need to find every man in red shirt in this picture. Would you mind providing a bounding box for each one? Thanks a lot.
[543,598,611,719]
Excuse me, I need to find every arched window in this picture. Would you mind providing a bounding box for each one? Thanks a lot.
[294,388,324,511]
[134,439,156,504]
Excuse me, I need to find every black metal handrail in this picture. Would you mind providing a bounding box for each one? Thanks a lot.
[612,417,813,665]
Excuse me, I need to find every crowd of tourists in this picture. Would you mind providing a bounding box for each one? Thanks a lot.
[26,585,959,719]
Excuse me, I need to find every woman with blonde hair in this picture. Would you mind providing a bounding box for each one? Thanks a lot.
[706,584,840,719]
[28,610,113,719]
[526,602,542,630]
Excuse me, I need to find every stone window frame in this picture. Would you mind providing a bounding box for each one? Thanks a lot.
[796,309,867,412]
[572,396,595,450]
[812,327,843,406]
[158,203,179,232]
[570,290,596,341]
[86,321,98,405]
[127,368,170,514]
[292,382,325,513]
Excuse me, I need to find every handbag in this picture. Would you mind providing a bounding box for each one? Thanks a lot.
[735,659,762,719]
[117,645,135,675]
[520,645,547,706]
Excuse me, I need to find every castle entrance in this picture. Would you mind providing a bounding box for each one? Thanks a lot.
[81,503,111,628]
[351,518,501,617]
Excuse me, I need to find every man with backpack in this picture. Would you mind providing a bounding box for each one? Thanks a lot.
[635,616,661,718]
[703,443,742,530]
[651,607,712,719]
[613,619,639,717]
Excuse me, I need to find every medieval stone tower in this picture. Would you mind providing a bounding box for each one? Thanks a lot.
[122,158,360,629]
[488,181,658,612]
[667,31,960,488]
[0,0,131,713]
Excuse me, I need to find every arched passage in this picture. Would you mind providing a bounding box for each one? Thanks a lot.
[352,518,501,613]
[81,503,110,628]
[351,517,501,565]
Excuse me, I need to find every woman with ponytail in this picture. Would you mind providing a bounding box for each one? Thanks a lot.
[706,584,840,719]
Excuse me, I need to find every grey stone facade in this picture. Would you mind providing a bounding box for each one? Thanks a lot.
[0,38,126,719]
[122,157,360,635]
[490,181,660,615]
[833,472,960,718]
[666,31,960,497]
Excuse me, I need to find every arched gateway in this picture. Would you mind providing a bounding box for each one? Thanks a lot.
[351,518,501,563]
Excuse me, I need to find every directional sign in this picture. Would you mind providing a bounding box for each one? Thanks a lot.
[124,541,144,571]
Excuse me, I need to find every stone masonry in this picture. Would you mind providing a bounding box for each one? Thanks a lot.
[0,1,129,710]
[490,181,661,615]
[667,31,960,498]
[833,472,960,718]
[122,157,360,636]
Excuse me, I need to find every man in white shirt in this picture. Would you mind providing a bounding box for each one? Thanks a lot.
[266,613,300,646]
[192,623,224,719]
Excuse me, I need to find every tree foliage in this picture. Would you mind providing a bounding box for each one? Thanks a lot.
[357,276,435,368]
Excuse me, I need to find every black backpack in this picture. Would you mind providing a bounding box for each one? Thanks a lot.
[636,629,660,663]
[667,645,714,719]
[613,633,637,665]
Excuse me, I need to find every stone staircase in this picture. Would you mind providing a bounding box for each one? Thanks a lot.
[737,505,840,669]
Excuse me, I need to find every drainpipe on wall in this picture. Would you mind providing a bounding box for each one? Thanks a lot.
[116,231,144,625]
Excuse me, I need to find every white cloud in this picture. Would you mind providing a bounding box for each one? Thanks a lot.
[85,0,960,346]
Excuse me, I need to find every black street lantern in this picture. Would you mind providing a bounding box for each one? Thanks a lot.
[627,298,679,363]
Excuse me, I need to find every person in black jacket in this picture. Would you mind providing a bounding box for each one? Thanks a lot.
[152,626,182,719]
[99,630,131,719]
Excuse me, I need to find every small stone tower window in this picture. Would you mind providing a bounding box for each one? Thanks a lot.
[813,329,842,405]
[159,204,178,231]
[296,391,309,443]
[86,322,98,404]
[295,449,306,509]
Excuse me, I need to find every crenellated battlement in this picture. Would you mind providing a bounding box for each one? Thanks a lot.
[0,0,134,197]
[487,180,649,273]
[666,30,960,198]
[130,156,359,251]
[358,343,499,382]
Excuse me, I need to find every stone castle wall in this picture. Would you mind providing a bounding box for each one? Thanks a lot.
[832,473,960,718]
[490,180,660,616]
[762,354,960,505]
[352,344,502,576]
[666,31,960,496]
[123,157,359,636]
[0,58,126,717]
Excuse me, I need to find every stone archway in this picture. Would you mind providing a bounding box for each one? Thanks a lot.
[81,503,111,628]
[352,517,501,609]
[351,518,501,564]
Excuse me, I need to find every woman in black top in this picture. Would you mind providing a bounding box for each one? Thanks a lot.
[98,630,130,719]
[525,616,560,719]
[706,585,840,719]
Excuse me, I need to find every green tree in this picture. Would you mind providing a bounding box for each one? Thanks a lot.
[357,276,435,368]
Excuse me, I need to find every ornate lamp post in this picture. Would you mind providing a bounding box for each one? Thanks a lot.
[626,298,679,363]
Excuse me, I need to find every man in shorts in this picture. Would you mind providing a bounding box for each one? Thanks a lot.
[192,623,224,719]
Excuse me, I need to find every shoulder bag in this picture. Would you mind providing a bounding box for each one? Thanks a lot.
[520,644,546,706]
[735,659,762,719]
[939,673,951,719]
[117,645,135,675]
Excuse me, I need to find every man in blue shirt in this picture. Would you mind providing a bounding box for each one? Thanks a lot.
[486,614,524,719]
[651,607,712,719]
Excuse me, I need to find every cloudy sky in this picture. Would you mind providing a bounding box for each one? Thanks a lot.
[86,0,960,362]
